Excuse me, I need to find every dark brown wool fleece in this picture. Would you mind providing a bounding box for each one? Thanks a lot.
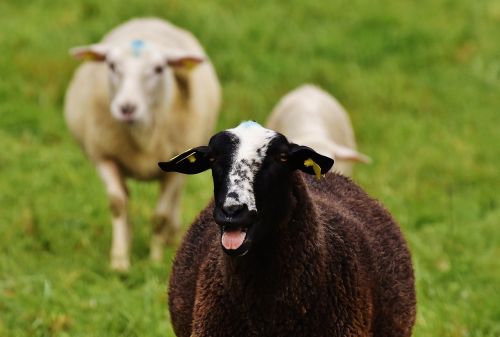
[168,172,416,337]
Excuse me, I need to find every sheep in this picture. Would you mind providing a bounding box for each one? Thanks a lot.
[158,121,416,337]
[64,18,221,271]
[266,84,371,176]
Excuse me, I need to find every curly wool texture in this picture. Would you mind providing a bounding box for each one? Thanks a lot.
[168,172,416,337]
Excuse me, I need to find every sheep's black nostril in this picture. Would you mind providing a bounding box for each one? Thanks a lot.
[223,204,246,217]
[121,103,136,116]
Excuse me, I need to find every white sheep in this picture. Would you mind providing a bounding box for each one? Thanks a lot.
[64,17,221,271]
[266,84,370,176]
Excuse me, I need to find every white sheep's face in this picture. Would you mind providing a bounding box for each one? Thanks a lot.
[70,40,204,126]
[158,121,334,257]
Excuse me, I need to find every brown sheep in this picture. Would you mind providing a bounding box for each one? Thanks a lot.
[159,121,416,336]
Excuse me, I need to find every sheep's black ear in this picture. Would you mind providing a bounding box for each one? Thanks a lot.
[289,144,334,178]
[158,146,210,174]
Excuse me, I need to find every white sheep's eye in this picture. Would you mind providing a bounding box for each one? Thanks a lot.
[108,62,116,72]
[154,65,164,74]
[279,153,288,162]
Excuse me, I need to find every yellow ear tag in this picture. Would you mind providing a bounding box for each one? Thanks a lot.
[184,59,198,71]
[304,158,322,180]
[83,52,97,61]
[187,154,196,163]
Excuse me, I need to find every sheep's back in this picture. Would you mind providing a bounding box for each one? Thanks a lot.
[267,84,358,175]
[267,84,356,149]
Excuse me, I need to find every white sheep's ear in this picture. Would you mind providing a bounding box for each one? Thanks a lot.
[332,144,372,164]
[165,52,205,70]
[70,44,109,62]
[289,144,334,179]
[158,146,211,175]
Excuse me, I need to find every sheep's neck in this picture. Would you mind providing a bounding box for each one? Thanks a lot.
[126,121,159,152]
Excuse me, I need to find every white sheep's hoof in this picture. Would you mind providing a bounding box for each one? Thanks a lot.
[111,255,130,272]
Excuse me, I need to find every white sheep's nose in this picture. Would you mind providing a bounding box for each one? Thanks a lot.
[120,103,137,117]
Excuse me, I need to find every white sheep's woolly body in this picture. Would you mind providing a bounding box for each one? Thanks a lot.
[266,84,371,176]
[224,122,277,211]
[64,18,221,271]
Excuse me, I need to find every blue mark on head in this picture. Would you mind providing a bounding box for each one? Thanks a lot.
[238,120,261,129]
[131,39,145,57]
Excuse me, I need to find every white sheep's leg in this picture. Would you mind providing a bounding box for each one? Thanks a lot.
[150,173,184,262]
[97,161,131,271]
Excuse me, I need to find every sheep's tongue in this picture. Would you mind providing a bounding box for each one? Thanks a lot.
[221,229,245,250]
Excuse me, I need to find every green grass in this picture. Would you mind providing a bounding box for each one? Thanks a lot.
[0,0,499,336]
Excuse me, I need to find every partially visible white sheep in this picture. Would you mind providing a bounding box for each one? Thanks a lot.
[266,84,370,176]
[64,17,221,271]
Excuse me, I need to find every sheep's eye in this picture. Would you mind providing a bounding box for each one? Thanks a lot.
[154,65,164,74]
[278,153,288,162]
[108,62,116,72]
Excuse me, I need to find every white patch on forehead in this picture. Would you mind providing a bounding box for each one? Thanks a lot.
[224,122,277,211]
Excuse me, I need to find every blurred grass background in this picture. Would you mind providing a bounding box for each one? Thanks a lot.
[0,0,499,336]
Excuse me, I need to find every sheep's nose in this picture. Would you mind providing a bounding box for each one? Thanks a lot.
[120,103,136,116]
[222,204,246,217]
[214,204,256,228]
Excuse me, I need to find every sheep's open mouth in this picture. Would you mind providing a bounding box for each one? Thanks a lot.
[214,207,257,257]
[221,226,250,256]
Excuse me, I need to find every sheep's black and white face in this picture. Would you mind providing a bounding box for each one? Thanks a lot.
[210,122,283,256]
[158,121,334,257]
[220,121,277,213]
[71,40,204,126]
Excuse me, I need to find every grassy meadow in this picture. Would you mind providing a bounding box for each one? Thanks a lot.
[0,0,499,336]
